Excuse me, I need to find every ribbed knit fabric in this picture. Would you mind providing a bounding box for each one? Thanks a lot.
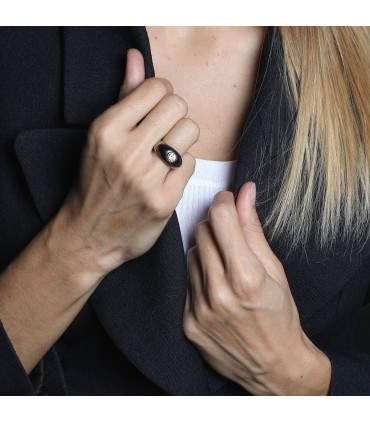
[175,158,237,254]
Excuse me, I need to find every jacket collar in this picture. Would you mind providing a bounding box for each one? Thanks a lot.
[14,27,368,395]
[63,27,154,126]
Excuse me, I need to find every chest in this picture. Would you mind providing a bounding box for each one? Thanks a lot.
[146,27,265,161]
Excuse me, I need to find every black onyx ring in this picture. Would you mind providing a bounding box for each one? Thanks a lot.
[154,142,182,168]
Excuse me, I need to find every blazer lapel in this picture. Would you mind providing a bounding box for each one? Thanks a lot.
[63,26,154,125]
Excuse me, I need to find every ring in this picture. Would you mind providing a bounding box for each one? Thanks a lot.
[154,142,182,168]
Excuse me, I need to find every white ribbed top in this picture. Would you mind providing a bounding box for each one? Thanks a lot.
[175,157,237,254]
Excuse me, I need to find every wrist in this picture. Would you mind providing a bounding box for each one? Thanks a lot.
[0,216,105,374]
[280,336,332,396]
[41,211,106,297]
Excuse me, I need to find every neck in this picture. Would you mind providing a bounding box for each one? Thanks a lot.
[146,26,265,51]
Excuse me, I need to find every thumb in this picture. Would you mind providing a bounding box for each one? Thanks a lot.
[118,48,146,100]
[236,182,282,278]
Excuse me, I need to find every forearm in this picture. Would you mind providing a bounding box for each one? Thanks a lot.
[0,213,103,374]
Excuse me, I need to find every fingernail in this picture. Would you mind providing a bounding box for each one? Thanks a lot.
[249,182,256,206]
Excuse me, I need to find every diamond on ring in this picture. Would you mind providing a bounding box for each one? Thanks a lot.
[154,142,183,168]
[166,151,177,163]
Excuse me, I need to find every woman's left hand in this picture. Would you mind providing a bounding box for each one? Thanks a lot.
[184,181,332,395]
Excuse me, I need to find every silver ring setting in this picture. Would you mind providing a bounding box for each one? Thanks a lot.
[154,142,182,168]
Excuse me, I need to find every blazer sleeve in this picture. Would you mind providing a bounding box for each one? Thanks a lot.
[0,320,37,395]
[323,349,370,395]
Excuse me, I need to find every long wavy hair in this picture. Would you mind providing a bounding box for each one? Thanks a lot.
[264,27,370,252]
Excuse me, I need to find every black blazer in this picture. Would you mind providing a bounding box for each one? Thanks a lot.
[0,27,369,396]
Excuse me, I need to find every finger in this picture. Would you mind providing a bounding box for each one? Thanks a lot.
[194,220,233,309]
[162,152,196,205]
[195,220,225,278]
[208,191,262,275]
[133,93,188,148]
[161,117,200,156]
[118,48,146,100]
[147,117,199,177]
[235,182,283,280]
[104,77,174,131]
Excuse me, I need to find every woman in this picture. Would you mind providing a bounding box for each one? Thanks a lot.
[0,26,369,395]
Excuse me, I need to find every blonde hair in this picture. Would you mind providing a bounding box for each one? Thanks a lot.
[264,27,370,253]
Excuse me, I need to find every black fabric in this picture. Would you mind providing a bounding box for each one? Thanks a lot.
[0,321,35,395]
[0,27,369,396]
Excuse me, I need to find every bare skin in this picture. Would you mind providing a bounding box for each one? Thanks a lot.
[0,27,331,395]
[146,26,266,161]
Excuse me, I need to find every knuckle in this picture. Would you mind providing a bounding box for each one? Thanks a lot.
[208,202,234,223]
[145,77,173,97]
[254,261,268,281]
[190,120,201,141]
[230,262,266,295]
[229,266,250,291]
[145,195,171,219]
[89,118,115,152]
[183,313,199,342]
[210,288,235,315]
[179,118,200,143]
[169,94,188,116]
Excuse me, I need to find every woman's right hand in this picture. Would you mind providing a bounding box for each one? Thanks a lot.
[0,49,199,375]
[51,48,199,285]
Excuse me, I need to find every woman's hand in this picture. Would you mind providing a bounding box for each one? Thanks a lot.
[51,49,199,289]
[0,49,199,373]
[184,182,332,395]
